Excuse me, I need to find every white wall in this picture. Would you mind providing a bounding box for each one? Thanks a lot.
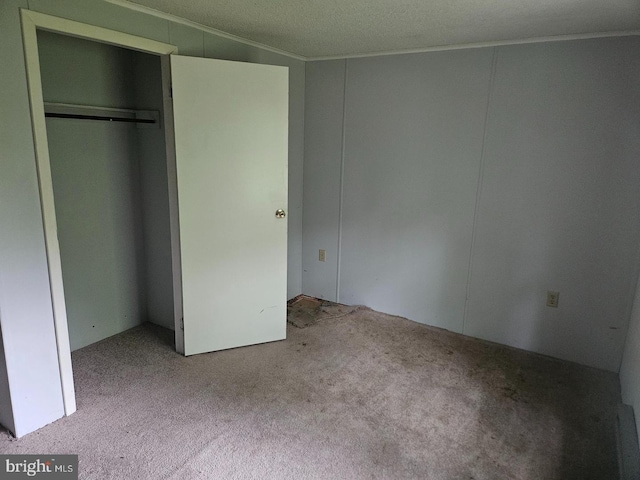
[37,31,136,107]
[0,0,305,437]
[341,50,493,332]
[303,37,640,372]
[465,40,640,372]
[46,120,146,350]
[620,23,640,427]
[620,38,640,440]
[39,32,148,351]
[133,52,175,330]
[302,60,346,300]
[621,276,640,441]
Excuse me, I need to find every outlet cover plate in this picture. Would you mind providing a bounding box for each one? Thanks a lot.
[547,291,559,308]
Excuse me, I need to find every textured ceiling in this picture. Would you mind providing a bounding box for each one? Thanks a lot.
[123,0,640,59]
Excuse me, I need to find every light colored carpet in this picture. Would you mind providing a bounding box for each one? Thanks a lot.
[0,299,621,479]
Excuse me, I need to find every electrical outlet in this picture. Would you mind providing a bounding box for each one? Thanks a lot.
[546,291,559,308]
[319,249,326,262]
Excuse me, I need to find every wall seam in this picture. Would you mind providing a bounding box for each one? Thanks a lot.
[297,62,306,298]
[335,59,348,303]
[461,47,498,335]
[300,62,308,296]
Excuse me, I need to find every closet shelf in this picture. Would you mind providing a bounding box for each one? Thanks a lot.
[44,102,160,128]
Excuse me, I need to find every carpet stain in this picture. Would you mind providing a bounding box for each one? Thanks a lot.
[287,295,360,328]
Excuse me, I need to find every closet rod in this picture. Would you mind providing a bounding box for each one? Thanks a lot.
[45,112,156,124]
[43,102,159,128]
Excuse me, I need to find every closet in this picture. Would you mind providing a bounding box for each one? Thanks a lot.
[37,31,174,350]
[10,11,291,433]
[30,12,289,366]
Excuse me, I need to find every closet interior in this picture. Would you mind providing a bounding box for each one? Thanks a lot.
[37,31,175,350]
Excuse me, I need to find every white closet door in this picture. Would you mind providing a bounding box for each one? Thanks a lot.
[170,56,288,356]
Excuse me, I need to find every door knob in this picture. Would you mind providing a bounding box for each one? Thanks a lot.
[275,209,286,218]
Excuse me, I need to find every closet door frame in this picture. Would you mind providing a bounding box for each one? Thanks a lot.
[20,9,180,417]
